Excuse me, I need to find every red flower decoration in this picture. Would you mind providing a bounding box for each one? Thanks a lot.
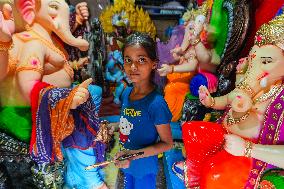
[31,59,38,66]
[256,35,263,43]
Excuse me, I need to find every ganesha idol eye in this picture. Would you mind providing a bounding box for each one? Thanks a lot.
[262,60,272,64]
[48,1,61,12]
[49,4,59,10]
[260,57,273,64]
[195,15,206,24]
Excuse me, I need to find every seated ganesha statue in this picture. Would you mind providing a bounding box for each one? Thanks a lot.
[158,3,220,122]
[181,14,284,189]
[0,1,109,188]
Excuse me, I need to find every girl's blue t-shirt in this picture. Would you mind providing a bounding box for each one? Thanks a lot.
[119,87,172,178]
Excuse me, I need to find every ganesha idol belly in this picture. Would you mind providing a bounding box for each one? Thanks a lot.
[0,0,89,144]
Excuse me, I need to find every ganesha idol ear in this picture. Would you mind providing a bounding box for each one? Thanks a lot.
[16,0,36,25]
[195,15,206,24]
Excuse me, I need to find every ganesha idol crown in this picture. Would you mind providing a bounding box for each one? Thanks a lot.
[99,0,156,39]
[182,0,212,22]
[255,14,284,50]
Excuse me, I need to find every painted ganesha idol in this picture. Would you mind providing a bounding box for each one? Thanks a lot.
[182,14,284,189]
[0,0,109,188]
[158,2,220,122]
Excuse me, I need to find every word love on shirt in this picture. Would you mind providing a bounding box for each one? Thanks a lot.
[123,108,142,117]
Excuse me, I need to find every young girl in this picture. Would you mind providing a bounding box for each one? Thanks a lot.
[114,32,173,189]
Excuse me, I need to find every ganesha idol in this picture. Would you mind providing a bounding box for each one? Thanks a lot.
[182,14,284,189]
[158,4,219,122]
[0,0,90,146]
[0,0,108,188]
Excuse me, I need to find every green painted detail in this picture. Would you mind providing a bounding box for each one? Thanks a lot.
[0,106,32,142]
[209,0,230,56]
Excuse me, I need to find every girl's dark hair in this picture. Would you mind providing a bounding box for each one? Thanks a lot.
[123,32,157,61]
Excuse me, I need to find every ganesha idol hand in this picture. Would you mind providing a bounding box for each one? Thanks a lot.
[198,85,214,108]
[71,56,89,70]
[172,51,182,61]
[170,46,183,60]
[75,2,89,23]
[71,78,92,109]
[0,4,15,43]
[171,46,183,55]
[157,64,173,77]
[224,134,248,157]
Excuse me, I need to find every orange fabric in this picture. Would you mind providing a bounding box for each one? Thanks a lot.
[49,87,78,161]
[164,72,194,121]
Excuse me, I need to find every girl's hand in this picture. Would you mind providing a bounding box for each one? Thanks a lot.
[114,151,131,169]
[199,85,213,107]
[224,134,246,156]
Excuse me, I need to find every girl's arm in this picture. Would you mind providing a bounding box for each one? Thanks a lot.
[134,123,173,158]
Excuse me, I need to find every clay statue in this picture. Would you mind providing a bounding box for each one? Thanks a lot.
[157,4,219,122]
[182,14,284,189]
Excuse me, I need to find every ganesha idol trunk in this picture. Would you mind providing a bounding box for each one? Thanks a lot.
[182,121,252,189]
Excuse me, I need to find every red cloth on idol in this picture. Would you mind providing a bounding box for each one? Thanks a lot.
[182,121,252,188]
[29,81,51,153]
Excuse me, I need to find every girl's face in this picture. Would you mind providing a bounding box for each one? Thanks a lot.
[123,44,156,84]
